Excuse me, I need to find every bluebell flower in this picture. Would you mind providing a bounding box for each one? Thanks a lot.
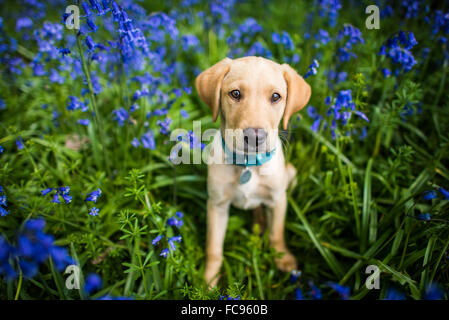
[152,235,163,245]
[438,187,449,200]
[290,270,302,283]
[314,29,331,47]
[304,59,319,78]
[316,0,342,27]
[382,68,392,78]
[15,17,33,32]
[84,273,102,294]
[336,24,364,62]
[16,137,24,150]
[112,108,129,126]
[0,145,3,153]
[384,287,406,300]
[89,207,100,216]
[131,138,140,148]
[141,131,156,150]
[0,218,74,280]
[181,34,200,51]
[42,186,72,204]
[295,287,305,300]
[167,216,183,228]
[326,282,351,300]
[308,281,322,300]
[379,31,417,75]
[78,119,90,126]
[180,109,188,119]
[67,96,89,112]
[417,213,431,221]
[157,118,172,135]
[424,283,444,300]
[422,190,437,200]
[86,188,102,203]
[160,248,169,258]
[0,186,8,217]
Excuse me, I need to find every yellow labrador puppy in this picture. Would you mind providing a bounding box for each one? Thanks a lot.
[195,56,311,287]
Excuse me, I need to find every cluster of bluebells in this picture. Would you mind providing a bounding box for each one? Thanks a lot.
[291,271,351,300]
[41,186,72,204]
[67,96,91,126]
[85,188,102,217]
[379,31,418,77]
[0,186,8,217]
[227,18,265,58]
[384,283,445,300]
[152,211,184,259]
[169,130,206,163]
[0,218,74,280]
[336,24,364,63]
[304,59,319,79]
[272,31,300,64]
[401,0,421,20]
[409,187,449,222]
[316,0,342,27]
[427,10,449,59]
[81,272,133,299]
[307,90,369,140]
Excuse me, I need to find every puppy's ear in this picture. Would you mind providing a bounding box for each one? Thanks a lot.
[195,58,232,122]
[281,64,311,130]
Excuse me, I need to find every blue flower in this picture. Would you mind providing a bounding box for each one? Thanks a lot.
[78,119,90,126]
[417,213,431,221]
[16,137,24,150]
[167,216,183,228]
[112,108,129,126]
[304,59,319,78]
[424,283,444,300]
[42,186,72,204]
[131,138,140,148]
[384,287,406,300]
[85,188,102,203]
[379,31,417,74]
[422,190,437,200]
[152,235,163,245]
[438,187,449,200]
[160,248,169,258]
[295,287,305,300]
[89,207,100,216]
[84,273,102,294]
[0,218,74,280]
[308,281,322,300]
[316,0,342,27]
[141,131,156,150]
[157,117,172,135]
[326,282,351,300]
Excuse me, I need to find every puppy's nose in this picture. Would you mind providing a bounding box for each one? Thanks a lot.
[243,128,267,147]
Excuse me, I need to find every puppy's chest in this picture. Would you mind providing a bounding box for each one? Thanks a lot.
[231,169,277,210]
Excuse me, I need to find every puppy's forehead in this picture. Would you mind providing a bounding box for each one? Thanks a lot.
[223,57,285,87]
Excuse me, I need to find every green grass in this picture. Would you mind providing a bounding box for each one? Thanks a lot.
[0,0,448,300]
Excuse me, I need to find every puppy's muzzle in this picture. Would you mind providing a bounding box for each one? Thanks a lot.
[243,128,267,153]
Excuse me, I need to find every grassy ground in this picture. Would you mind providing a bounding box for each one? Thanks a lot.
[0,0,448,300]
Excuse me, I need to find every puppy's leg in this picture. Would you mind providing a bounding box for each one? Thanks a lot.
[286,163,297,189]
[267,192,297,272]
[205,199,230,288]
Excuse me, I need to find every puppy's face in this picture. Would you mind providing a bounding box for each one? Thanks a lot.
[196,56,311,154]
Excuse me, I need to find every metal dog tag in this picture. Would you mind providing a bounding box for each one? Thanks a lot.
[239,168,252,184]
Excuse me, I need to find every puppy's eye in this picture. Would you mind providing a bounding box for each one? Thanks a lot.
[271,93,281,103]
[229,90,241,100]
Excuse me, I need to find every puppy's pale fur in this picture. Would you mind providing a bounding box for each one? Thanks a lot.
[195,56,311,287]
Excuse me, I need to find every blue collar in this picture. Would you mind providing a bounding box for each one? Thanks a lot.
[221,138,275,167]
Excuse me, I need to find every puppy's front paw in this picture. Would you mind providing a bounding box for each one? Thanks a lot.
[205,269,220,289]
[275,251,297,272]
